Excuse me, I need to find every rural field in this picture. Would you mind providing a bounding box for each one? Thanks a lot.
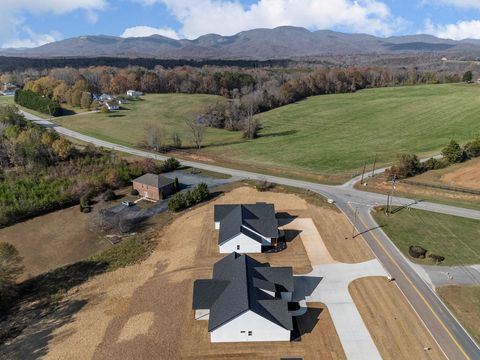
[437,285,480,344]
[55,84,480,182]
[0,184,443,359]
[55,94,235,148]
[373,208,480,266]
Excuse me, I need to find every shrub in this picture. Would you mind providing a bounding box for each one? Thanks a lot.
[131,188,139,196]
[442,140,465,164]
[387,153,422,179]
[409,245,427,259]
[14,89,62,116]
[255,180,274,192]
[464,138,480,159]
[100,106,110,114]
[428,254,445,263]
[102,189,117,202]
[79,189,96,212]
[160,157,180,173]
[168,183,209,212]
[422,157,447,171]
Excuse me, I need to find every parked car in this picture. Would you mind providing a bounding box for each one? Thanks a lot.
[122,201,135,207]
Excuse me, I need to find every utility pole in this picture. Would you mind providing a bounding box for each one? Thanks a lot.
[372,155,377,177]
[386,193,390,216]
[352,207,358,238]
[360,161,367,185]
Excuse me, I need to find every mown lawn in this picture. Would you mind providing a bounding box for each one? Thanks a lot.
[55,93,237,148]
[438,285,480,344]
[373,208,480,266]
[0,96,13,105]
[55,84,480,178]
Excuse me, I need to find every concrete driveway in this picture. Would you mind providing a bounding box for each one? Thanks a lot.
[294,260,388,360]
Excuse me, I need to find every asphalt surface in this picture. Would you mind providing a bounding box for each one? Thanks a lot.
[23,110,480,359]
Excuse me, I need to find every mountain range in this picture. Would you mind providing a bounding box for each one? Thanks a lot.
[2,26,480,60]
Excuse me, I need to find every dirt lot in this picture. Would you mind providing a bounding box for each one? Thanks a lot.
[440,158,480,190]
[1,185,444,359]
[2,186,345,359]
[0,205,110,280]
[350,277,445,360]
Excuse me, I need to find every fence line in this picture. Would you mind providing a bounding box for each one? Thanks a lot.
[401,179,480,195]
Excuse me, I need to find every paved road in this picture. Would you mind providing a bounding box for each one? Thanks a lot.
[23,110,480,359]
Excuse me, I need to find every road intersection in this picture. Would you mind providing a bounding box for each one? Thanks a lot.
[22,110,480,359]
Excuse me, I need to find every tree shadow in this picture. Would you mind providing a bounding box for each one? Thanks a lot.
[108,114,126,118]
[258,130,298,138]
[0,261,110,359]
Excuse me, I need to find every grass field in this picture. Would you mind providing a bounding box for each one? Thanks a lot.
[0,96,13,105]
[55,94,234,147]
[373,208,480,266]
[437,285,480,344]
[54,84,480,180]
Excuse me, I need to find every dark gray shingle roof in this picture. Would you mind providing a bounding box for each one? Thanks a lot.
[214,203,279,245]
[192,253,293,332]
[132,173,174,188]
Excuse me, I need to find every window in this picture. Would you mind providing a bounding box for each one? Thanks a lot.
[248,331,252,336]
[240,331,246,334]
[237,245,240,250]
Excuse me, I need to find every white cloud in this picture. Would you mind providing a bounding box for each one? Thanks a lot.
[135,0,404,39]
[86,10,99,24]
[425,18,480,40]
[3,27,60,49]
[0,0,107,48]
[422,0,480,10]
[121,26,179,39]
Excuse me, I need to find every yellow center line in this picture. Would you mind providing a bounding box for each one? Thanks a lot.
[348,203,471,360]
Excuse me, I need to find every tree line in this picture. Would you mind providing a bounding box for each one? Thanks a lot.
[0,105,160,226]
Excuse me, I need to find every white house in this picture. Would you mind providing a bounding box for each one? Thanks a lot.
[99,93,113,101]
[192,252,294,343]
[127,90,143,97]
[105,100,120,111]
[214,203,279,253]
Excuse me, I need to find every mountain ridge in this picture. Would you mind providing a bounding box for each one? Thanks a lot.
[1,26,478,60]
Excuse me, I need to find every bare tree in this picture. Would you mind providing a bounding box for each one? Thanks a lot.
[171,132,182,149]
[143,123,163,152]
[185,118,205,149]
[241,94,261,139]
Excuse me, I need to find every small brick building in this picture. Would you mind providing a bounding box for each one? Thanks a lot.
[132,173,175,201]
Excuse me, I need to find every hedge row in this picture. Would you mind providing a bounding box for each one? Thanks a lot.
[14,89,62,116]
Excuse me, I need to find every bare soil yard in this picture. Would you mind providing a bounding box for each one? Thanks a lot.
[350,277,445,360]
[0,205,110,280]
[440,158,480,190]
[1,185,445,359]
[7,186,345,360]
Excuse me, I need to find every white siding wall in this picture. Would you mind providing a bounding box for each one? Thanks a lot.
[210,310,290,343]
[241,225,272,246]
[219,233,262,253]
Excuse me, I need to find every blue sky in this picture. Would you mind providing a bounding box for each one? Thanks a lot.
[2,0,480,48]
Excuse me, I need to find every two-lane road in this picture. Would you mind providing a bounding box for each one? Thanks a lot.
[22,110,480,359]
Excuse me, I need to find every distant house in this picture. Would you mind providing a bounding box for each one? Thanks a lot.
[105,100,120,111]
[0,89,15,96]
[441,57,448,62]
[99,93,113,101]
[132,173,175,201]
[127,90,143,97]
[214,203,279,253]
[192,252,294,343]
